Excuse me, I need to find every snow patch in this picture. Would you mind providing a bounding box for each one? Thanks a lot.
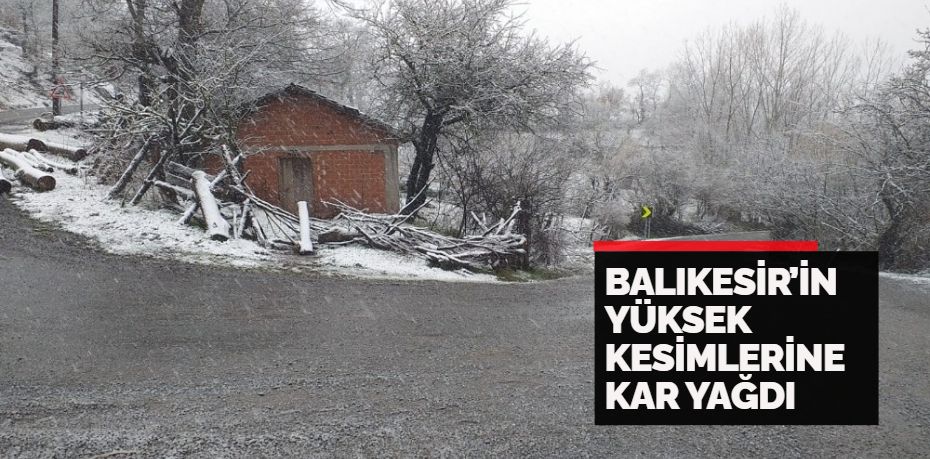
[10,168,495,282]
[0,30,47,110]
[14,172,272,268]
[315,244,495,282]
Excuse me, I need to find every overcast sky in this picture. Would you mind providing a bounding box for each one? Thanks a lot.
[516,0,929,84]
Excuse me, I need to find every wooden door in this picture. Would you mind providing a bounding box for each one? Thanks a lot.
[278,157,313,215]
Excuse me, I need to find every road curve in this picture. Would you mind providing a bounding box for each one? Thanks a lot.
[0,198,928,456]
[0,104,100,126]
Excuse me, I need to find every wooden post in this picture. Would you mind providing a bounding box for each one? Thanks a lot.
[191,170,231,241]
[297,200,313,254]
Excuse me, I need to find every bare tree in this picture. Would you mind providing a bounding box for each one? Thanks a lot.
[342,0,592,214]
[627,69,662,125]
[841,30,930,268]
[439,131,575,266]
[82,0,347,199]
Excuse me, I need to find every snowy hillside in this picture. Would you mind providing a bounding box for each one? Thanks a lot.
[0,28,52,110]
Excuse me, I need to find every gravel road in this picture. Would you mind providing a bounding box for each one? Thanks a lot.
[1,197,928,457]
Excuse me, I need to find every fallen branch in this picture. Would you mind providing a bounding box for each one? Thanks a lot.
[107,136,153,199]
[326,200,526,270]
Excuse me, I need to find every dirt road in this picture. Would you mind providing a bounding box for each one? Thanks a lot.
[1,198,928,456]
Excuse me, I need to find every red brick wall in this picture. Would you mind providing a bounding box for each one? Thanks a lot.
[204,92,400,218]
[312,151,387,217]
[237,95,392,146]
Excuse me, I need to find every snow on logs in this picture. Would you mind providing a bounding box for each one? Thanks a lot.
[0,134,87,161]
[38,140,88,161]
[190,170,231,241]
[33,118,75,131]
[0,133,36,151]
[18,151,54,172]
[26,150,79,175]
[0,149,56,191]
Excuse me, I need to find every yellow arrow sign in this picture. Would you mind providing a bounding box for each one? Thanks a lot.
[641,206,652,219]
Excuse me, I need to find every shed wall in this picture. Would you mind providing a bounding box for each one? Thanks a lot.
[207,94,400,218]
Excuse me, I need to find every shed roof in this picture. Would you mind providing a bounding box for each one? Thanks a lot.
[246,84,399,140]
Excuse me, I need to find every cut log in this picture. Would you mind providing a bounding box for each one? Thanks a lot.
[29,150,79,175]
[19,151,54,172]
[0,134,33,151]
[297,200,313,254]
[178,169,228,225]
[33,118,75,131]
[37,140,87,161]
[0,149,55,191]
[26,138,47,152]
[0,135,82,161]
[191,170,231,241]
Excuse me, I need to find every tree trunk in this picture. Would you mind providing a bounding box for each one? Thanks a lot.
[877,195,904,269]
[138,74,154,107]
[20,11,30,57]
[401,112,443,214]
[51,0,60,116]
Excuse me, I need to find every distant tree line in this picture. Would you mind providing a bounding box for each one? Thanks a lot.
[573,7,930,270]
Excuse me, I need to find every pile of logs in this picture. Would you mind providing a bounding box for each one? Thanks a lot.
[324,201,526,270]
[1,129,527,271]
[0,148,81,192]
[0,133,88,161]
[125,145,330,250]
[110,145,526,270]
[0,133,89,194]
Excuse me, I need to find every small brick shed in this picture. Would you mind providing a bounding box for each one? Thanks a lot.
[212,84,400,218]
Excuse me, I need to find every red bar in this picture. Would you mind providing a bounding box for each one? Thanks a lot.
[593,240,818,252]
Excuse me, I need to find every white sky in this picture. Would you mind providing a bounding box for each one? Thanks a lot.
[516,0,929,84]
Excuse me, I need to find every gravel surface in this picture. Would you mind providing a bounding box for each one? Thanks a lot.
[1,198,929,457]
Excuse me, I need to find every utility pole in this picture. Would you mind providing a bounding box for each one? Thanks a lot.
[51,0,60,116]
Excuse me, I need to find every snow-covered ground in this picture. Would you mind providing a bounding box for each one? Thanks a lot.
[0,29,49,110]
[0,28,107,111]
[9,167,496,283]
[0,114,93,144]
